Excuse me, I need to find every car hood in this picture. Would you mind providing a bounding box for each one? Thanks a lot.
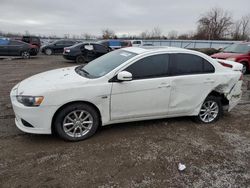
[17,66,89,95]
[211,52,243,59]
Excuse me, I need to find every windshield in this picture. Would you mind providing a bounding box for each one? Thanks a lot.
[75,50,137,78]
[223,44,250,54]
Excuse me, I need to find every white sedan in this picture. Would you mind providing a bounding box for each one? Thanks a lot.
[10,47,243,141]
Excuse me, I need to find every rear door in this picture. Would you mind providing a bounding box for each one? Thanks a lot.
[81,44,95,61]
[168,53,216,115]
[93,44,109,58]
[8,41,25,56]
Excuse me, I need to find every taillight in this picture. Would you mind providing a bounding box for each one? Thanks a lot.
[219,61,233,68]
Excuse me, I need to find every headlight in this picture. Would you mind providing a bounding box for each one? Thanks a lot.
[16,96,44,107]
[65,49,70,53]
[226,57,236,61]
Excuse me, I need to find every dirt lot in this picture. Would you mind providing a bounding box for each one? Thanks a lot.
[0,55,249,188]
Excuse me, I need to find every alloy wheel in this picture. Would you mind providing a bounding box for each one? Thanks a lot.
[22,51,30,59]
[62,110,93,138]
[199,100,219,123]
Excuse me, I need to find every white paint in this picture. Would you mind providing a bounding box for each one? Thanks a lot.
[10,47,243,134]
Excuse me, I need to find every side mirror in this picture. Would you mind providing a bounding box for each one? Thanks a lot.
[117,71,132,81]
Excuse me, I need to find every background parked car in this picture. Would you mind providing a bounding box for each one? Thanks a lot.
[99,40,132,50]
[20,36,41,56]
[131,40,143,47]
[0,39,31,58]
[211,42,250,74]
[41,40,77,55]
[63,43,111,63]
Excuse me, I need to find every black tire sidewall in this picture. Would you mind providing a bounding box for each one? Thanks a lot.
[195,96,223,124]
[242,63,248,75]
[76,55,85,64]
[54,103,100,141]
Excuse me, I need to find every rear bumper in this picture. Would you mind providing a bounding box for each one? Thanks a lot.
[63,54,76,61]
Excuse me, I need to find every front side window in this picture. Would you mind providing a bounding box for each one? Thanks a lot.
[125,54,169,79]
[169,53,214,76]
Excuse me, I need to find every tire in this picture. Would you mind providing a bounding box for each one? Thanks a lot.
[75,55,86,64]
[194,96,223,124]
[54,103,100,141]
[242,62,248,75]
[45,48,53,55]
[21,51,30,59]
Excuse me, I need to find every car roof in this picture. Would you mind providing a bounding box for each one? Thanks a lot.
[124,46,192,55]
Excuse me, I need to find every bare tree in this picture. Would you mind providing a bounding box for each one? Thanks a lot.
[241,14,250,40]
[102,29,115,39]
[168,30,178,39]
[231,20,243,40]
[196,8,233,40]
[82,33,93,40]
[140,30,150,39]
[231,14,250,40]
[151,27,162,39]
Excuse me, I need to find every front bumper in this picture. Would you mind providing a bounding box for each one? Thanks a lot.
[10,88,58,134]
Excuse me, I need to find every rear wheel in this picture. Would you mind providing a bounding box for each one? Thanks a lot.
[54,103,100,141]
[75,55,85,64]
[242,62,248,75]
[45,48,53,55]
[21,51,30,59]
[194,96,222,123]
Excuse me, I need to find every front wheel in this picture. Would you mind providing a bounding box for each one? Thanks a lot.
[21,51,30,59]
[54,103,100,141]
[194,96,223,123]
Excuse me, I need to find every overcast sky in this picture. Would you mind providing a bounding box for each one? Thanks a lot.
[0,0,249,37]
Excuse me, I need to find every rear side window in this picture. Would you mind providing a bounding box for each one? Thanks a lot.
[203,60,215,73]
[125,54,169,79]
[94,44,108,53]
[170,53,214,76]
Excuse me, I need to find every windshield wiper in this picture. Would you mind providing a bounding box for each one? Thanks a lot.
[80,68,89,75]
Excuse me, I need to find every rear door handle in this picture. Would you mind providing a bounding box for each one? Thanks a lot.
[204,79,215,83]
[158,83,171,88]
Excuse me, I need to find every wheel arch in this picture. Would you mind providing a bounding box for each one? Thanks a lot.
[239,60,249,71]
[207,90,229,106]
[51,100,102,134]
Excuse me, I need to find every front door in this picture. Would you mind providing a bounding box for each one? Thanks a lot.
[110,54,171,120]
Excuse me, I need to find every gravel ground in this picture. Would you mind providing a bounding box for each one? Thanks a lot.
[0,55,249,188]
